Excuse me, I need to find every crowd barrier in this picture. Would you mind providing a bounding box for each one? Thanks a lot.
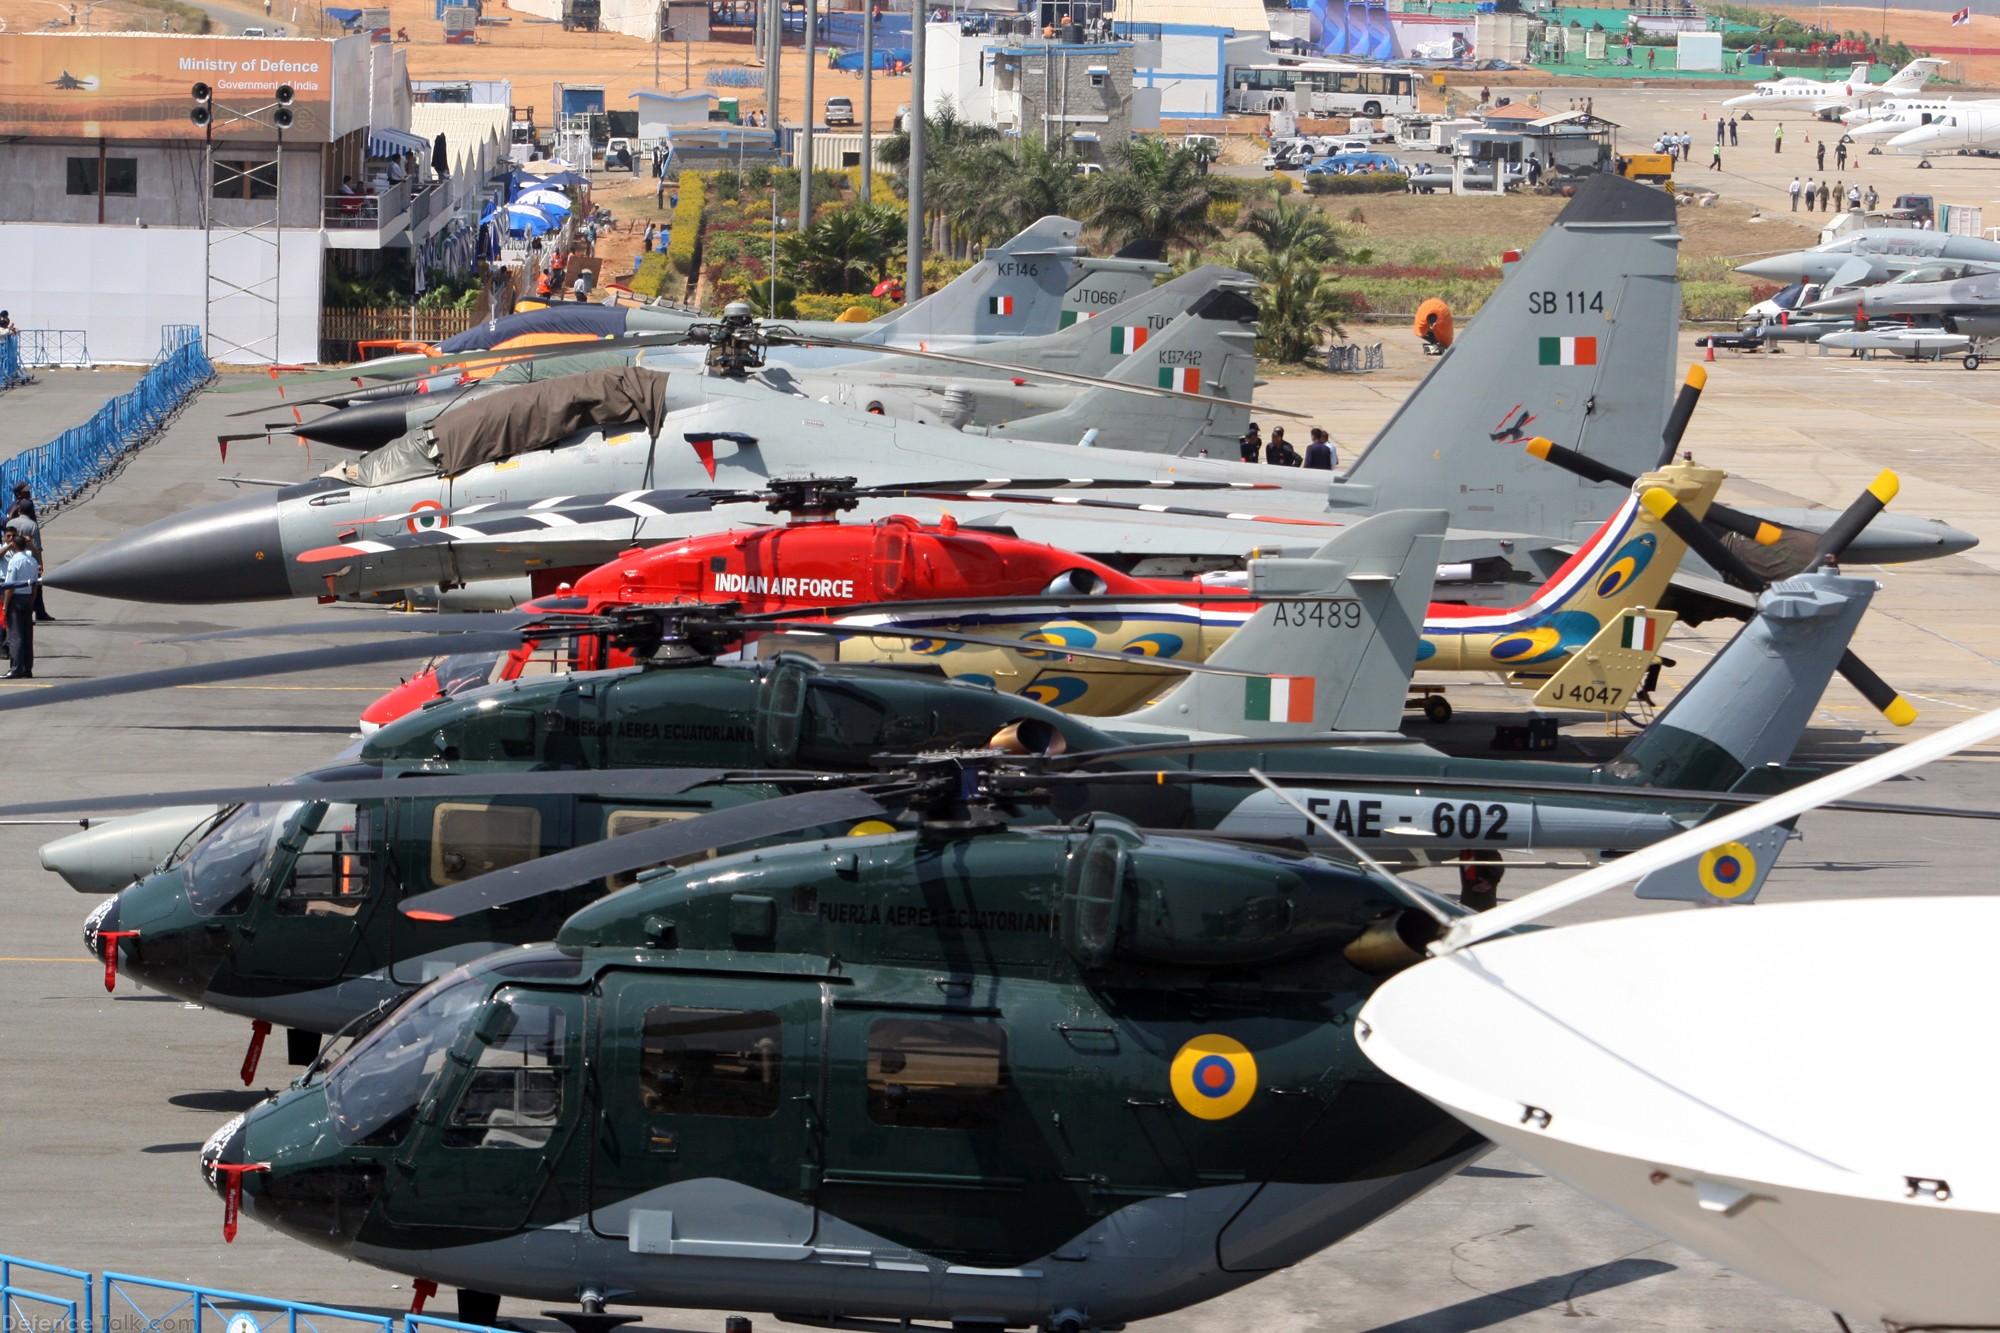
[0,1252,505,1333]
[0,334,23,392]
[0,325,213,514]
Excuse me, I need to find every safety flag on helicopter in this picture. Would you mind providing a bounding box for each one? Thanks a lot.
[1245,674,1314,723]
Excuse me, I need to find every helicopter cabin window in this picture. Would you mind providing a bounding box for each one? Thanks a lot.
[276,803,373,916]
[640,1007,782,1118]
[429,803,543,885]
[518,633,590,679]
[443,1000,569,1148]
[866,1020,1007,1130]
[601,809,715,890]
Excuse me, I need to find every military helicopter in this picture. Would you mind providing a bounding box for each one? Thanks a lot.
[39,497,1941,1084]
[197,811,1488,1332]
[341,452,1729,730]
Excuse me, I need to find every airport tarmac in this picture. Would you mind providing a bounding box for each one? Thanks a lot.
[4,303,2000,1333]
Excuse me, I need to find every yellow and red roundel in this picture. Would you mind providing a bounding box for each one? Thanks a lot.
[1170,1034,1258,1120]
[407,500,448,535]
[1698,841,1757,900]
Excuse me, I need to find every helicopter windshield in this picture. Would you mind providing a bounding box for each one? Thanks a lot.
[323,964,487,1146]
[321,948,585,1147]
[184,801,302,916]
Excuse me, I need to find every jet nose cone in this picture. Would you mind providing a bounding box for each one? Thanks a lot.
[46,491,294,603]
[1928,519,1981,558]
[1738,254,1806,282]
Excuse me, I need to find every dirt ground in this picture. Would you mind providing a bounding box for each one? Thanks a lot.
[1770,3,2000,84]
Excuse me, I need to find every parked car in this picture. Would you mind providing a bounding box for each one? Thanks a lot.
[1304,151,1408,176]
[825,96,855,126]
[1072,161,1104,177]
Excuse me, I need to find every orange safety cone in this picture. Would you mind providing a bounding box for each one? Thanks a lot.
[1705,341,1716,362]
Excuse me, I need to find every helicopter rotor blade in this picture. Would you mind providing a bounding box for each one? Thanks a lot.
[155,611,541,644]
[398,784,898,921]
[0,767,810,819]
[1639,487,1771,591]
[1835,649,1919,728]
[0,630,525,714]
[854,488,1344,528]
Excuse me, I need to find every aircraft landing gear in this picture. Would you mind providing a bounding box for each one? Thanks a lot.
[458,1290,501,1328]
[1408,685,1452,723]
[543,1292,638,1333]
[1966,353,1982,371]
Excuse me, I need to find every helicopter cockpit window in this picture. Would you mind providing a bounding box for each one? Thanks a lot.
[324,965,488,1146]
[442,997,570,1149]
[185,801,302,917]
[429,651,509,698]
[640,1007,782,1118]
[430,803,543,885]
[277,803,374,917]
[866,1020,1007,1130]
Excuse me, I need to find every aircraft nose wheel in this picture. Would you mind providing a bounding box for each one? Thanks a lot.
[1965,353,1982,371]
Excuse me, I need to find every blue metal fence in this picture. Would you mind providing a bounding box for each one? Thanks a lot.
[13,330,93,369]
[0,334,23,392]
[0,326,214,514]
[0,1256,504,1333]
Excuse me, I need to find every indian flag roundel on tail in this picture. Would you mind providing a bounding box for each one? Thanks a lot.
[1620,612,1661,651]
[1159,365,1201,393]
[1110,325,1149,353]
[988,296,1014,315]
[1246,675,1315,723]
[1538,336,1598,366]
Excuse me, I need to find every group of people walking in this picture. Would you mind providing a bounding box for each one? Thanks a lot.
[1790,176,1876,213]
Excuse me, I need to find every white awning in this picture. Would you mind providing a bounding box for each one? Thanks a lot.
[368,126,431,158]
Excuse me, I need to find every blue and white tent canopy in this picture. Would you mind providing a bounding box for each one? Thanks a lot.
[368,126,431,159]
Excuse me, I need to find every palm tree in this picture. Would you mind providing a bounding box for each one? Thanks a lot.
[782,202,907,295]
[1233,199,1362,363]
[1081,138,1238,252]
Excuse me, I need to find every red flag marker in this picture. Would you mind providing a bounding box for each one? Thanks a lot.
[240,1019,272,1087]
[98,930,140,992]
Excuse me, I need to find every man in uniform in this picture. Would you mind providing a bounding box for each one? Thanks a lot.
[1,526,38,678]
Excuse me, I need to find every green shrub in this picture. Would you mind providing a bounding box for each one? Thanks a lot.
[667,172,706,277]
[1304,172,1409,196]
[629,252,673,299]
[794,292,893,322]
[1682,281,1752,322]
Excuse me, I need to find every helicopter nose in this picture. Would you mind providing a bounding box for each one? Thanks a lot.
[92,871,229,1003]
[45,491,295,603]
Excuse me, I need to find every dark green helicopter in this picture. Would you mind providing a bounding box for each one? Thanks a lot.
[58,542,1951,1087]
[199,814,1490,1333]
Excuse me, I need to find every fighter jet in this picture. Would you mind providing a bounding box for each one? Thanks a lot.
[1798,258,2000,335]
[47,174,1975,611]
[1722,56,1945,118]
[1737,228,2000,288]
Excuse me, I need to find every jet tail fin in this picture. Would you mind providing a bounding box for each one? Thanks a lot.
[862,216,1087,342]
[1631,819,1793,904]
[927,266,1254,378]
[996,287,1262,456]
[1607,571,1878,790]
[1330,172,1680,548]
[1119,508,1447,736]
[1528,607,1678,713]
[1880,57,1944,96]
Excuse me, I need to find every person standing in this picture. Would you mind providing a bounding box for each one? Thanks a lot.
[6,485,49,621]
[1265,427,1300,467]
[1816,139,1826,170]
[1716,120,1726,146]
[1818,179,1831,211]
[1775,122,1785,153]
[1,527,37,679]
[1836,139,1848,170]
[1790,175,1803,210]
[1729,115,1739,146]
[1711,142,1723,171]
[1803,176,1816,212]
[1238,423,1263,463]
[1304,428,1336,470]
[1866,184,1879,211]
[1681,129,1691,160]
[572,273,588,302]
[1848,182,1862,211]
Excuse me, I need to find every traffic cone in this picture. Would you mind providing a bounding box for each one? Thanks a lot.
[1705,341,1715,362]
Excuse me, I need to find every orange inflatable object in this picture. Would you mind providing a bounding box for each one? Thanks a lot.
[1413,298,1454,350]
